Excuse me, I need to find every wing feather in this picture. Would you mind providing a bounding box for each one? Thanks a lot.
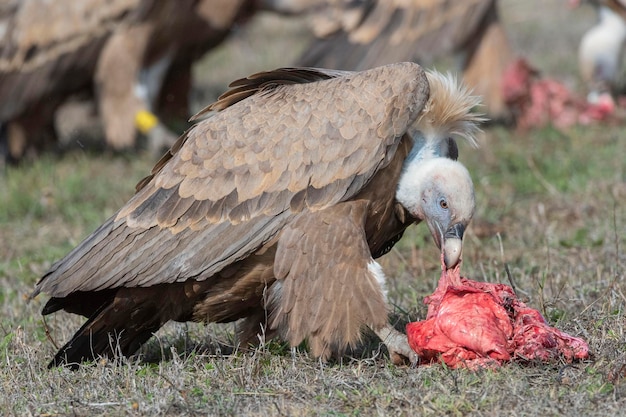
[271,201,389,359]
[33,62,429,298]
[125,62,428,223]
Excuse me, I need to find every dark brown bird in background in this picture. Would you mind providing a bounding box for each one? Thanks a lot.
[260,0,513,121]
[31,62,482,368]
[0,0,253,161]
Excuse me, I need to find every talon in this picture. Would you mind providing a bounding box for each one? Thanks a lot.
[375,323,418,366]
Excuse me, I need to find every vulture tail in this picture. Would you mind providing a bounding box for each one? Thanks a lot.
[47,289,168,369]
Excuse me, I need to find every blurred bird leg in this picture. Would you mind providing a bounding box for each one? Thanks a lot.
[134,110,178,157]
[96,26,178,153]
[375,323,419,365]
[0,123,7,172]
[135,110,160,134]
[137,50,174,110]
[133,52,179,155]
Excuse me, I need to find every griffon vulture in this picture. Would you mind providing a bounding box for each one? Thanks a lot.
[0,0,252,161]
[31,62,483,368]
[260,0,512,120]
[574,0,626,106]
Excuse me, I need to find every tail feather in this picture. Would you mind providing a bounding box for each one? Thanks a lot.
[47,289,169,369]
[42,290,116,317]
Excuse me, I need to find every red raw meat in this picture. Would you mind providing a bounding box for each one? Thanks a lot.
[502,58,617,130]
[406,260,590,369]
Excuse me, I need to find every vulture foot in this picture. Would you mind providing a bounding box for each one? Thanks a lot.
[375,323,418,366]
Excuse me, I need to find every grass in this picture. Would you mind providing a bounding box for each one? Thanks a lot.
[1,1,626,415]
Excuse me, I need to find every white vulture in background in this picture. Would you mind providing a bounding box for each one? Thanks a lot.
[575,0,626,105]
[0,0,253,161]
[31,62,483,368]
[260,0,513,121]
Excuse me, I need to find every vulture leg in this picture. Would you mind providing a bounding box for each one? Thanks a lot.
[95,24,177,154]
[135,50,180,156]
[156,55,193,125]
[3,103,58,162]
[271,200,395,361]
[95,24,149,150]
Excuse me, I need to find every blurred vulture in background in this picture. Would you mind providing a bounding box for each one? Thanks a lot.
[573,0,626,107]
[0,0,254,162]
[261,0,514,121]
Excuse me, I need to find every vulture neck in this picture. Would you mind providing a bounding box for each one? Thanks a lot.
[395,132,453,218]
[404,130,451,164]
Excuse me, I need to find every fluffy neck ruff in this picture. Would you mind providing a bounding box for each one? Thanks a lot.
[404,71,484,163]
[417,71,484,147]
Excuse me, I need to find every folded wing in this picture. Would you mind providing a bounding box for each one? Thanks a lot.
[32,62,430,298]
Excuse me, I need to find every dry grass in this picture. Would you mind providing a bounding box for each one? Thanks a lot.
[1,1,625,415]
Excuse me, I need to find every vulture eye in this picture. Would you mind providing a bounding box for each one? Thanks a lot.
[439,199,449,210]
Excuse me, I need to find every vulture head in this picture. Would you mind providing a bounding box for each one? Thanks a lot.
[397,157,474,269]
[397,70,481,269]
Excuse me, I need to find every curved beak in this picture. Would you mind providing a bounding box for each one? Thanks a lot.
[442,223,465,269]
[427,221,466,269]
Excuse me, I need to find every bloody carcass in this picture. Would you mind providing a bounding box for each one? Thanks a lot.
[407,260,590,369]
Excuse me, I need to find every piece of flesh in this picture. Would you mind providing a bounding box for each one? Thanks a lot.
[406,260,590,369]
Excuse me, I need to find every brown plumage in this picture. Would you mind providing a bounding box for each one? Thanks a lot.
[31,62,483,368]
[263,0,513,120]
[0,0,252,160]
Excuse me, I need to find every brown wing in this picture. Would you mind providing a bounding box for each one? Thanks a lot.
[297,0,496,70]
[32,62,429,298]
[270,200,389,359]
[0,0,139,119]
